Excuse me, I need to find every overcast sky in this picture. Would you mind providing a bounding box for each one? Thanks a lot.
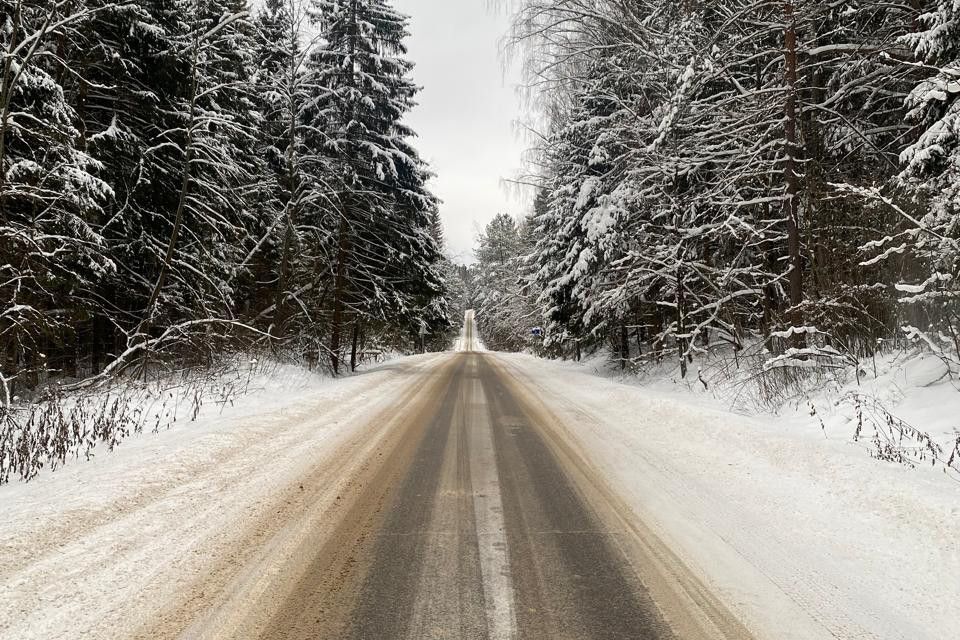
[392,0,527,263]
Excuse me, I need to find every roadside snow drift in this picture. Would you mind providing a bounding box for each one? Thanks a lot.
[0,355,444,640]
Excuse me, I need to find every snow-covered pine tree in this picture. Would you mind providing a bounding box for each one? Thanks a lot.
[245,0,319,339]
[0,0,115,394]
[882,0,960,368]
[306,0,446,372]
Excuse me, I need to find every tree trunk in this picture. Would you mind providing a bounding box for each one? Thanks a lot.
[619,323,629,370]
[350,318,360,372]
[329,215,351,374]
[331,0,361,375]
[0,1,24,221]
[140,24,200,341]
[677,263,688,379]
[276,214,293,333]
[653,308,664,363]
[783,2,805,346]
[634,308,644,355]
[91,314,104,375]
[276,22,301,337]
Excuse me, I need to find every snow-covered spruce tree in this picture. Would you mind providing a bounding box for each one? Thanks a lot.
[97,0,264,370]
[145,1,260,317]
[529,89,618,361]
[0,0,448,400]
[624,1,917,366]
[243,0,324,343]
[510,0,926,381]
[47,0,264,374]
[789,1,920,358]
[0,0,116,396]
[514,0,775,370]
[306,0,447,372]
[625,1,914,372]
[444,261,478,329]
[56,0,223,374]
[473,213,537,352]
[514,1,676,363]
[50,0,159,376]
[418,205,460,351]
[882,0,960,369]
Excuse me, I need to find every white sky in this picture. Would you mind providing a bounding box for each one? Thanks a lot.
[393,0,528,263]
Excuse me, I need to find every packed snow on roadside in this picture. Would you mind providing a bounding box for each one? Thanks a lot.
[497,351,959,640]
[0,353,438,640]
[573,345,960,473]
[1,359,342,485]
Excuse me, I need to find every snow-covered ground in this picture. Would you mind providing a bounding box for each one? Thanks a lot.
[496,352,959,640]
[2,359,342,486]
[0,354,443,639]
[2,341,956,640]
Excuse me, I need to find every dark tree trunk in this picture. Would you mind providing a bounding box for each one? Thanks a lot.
[677,263,688,379]
[329,216,351,374]
[91,315,104,375]
[783,2,805,347]
[276,217,293,333]
[619,323,629,370]
[350,318,360,372]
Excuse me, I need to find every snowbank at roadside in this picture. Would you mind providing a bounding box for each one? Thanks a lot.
[0,353,441,639]
[496,351,959,640]
[570,346,959,474]
[1,359,326,483]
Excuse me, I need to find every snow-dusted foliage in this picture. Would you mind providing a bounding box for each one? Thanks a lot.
[471,213,538,351]
[0,0,448,398]
[0,0,116,401]
[305,0,447,372]
[885,0,960,370]
[499,0,956,379]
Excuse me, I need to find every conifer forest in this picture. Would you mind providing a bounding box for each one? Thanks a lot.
[5,0,960,393]
[0,0,449,400]
[466,0,960,387]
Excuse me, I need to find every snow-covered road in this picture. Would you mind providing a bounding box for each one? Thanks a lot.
[0,331,956,639]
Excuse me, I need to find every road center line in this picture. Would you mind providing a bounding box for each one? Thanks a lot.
[467,370,518,640]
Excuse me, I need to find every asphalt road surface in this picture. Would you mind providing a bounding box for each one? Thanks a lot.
[247,314,752,640]
[117,311,753,640]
